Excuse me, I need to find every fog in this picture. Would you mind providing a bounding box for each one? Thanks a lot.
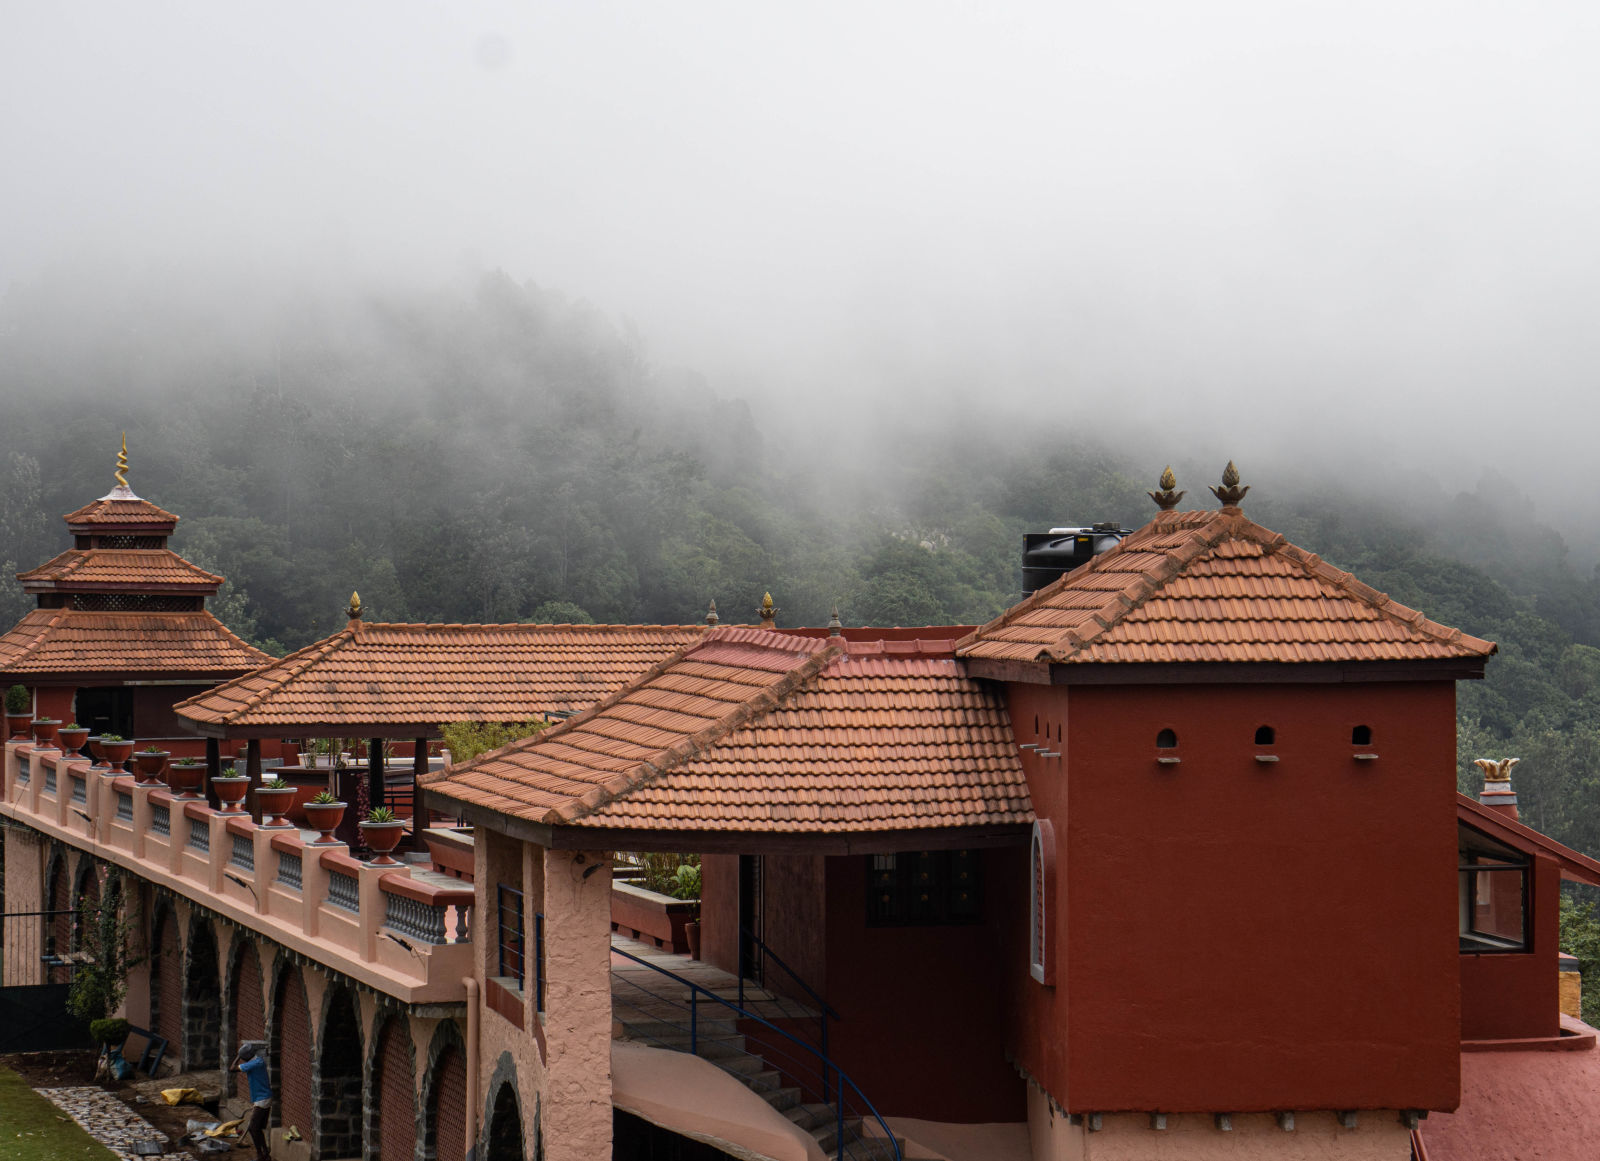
[5,2,1600,527]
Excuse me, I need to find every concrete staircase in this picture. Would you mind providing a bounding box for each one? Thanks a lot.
[617,1011,903,1160]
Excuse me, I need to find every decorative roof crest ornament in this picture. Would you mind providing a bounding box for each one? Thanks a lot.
[1148,465,1185,511]
[115,432,129,489]
[828,605,843,637]
[758,592,778,629]
[1473,757,1519,784]
[706,599,719,627]
[1209,461,1250,509]
[347,591,363,622]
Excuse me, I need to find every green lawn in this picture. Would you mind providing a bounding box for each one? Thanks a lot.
[0,1068,117,1160]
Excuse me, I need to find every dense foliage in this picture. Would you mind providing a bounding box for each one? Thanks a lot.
[3,271,1600,862]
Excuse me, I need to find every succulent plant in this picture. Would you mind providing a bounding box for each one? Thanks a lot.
[99,734,124,743]
[265,778,291,790]
[142,744,165,753]
[309,790,341,805]
[364,806,397,824]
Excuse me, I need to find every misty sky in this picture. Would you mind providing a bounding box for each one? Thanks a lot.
[4,3,1599,519]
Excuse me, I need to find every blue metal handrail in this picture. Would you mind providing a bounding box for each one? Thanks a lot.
[612,943,900,1161]
[738,924,841,1021]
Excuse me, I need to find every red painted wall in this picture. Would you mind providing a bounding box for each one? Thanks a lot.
[1460,852,1560,1041]
[700,854,740,978]
[1005,679,1462,1114]
[822,851,1024,1123]
[760,854,827,1004]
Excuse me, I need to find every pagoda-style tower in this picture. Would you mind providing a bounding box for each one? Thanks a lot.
[0,441,269,739]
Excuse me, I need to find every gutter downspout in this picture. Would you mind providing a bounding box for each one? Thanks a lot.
[464,975,480,1161]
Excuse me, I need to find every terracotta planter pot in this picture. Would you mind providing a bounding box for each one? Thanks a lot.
[304,801,348,845]
[6,712,33,740]
[30,719,60,749]
[685,919,703,961]
[167,763,206,798]
[255,786,298,828]
[212,776,250,814]
[56,728,90,757]
[359,820,406,865]
[133,751,169,783]
[86,736,106,767]
[100,739,135,770]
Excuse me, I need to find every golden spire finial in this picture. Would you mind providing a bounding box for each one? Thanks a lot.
[758,591,778,629]
[115,433,129,489]
[1148,465,1185,511]
[1473,757,1519,784]
[706,599,719,627]
[347,591,362,621]
[1209,460,1249,509]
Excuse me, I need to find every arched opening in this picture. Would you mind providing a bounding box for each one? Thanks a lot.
[272,966,314,1145]
[369,1013,417,1161]
[45,852,70,984]
[1353,724,1373,746]
[150,906,182,1052]
[424,1041,467,1161]
[1254,726,1275,746]
[1156,729,1178,749]
[184,918,221,1069]
[315,986,364,1159]
[229,940,265,1104]
[485,1081,523,1161]
[70,861,100,958]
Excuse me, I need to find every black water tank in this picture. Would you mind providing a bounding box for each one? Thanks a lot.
[1022,523,1132,596]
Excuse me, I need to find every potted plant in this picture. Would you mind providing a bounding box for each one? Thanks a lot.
[167,756,206,798]
[670,863,704,960]
[30,716,61,749]
[255,777,298,828]
[133,744,169,782]
[98,733,135,769]
[358,806,406,865]
[56,722,90,757]
[4,685,31,739]
[85,735,106,767]
[211,767,250,813]
[304,791,347,845]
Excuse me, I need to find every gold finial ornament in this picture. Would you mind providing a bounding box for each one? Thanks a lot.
[828,604,843,637]
[1473,757,1519,783]
[1148,465,1185,511]
[115,432,129,489]
[347,591,363,621]
[706,599,719,627]
[1209,460,1250,508]
[758,592,778,629]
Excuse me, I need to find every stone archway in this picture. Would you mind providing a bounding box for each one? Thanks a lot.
[228,939,265,1104]
[315,985,364,1160]
[485,1080,524,1161]
[44,849,70,983]
[183,916,221,1070]
[366,1010,417,1161]
[421,1021,468,1161]
[271,963,314,1146]
[149,902,182,1052]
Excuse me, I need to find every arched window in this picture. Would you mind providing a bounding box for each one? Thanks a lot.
[1030,821,1057,986]
[1352,725,1373,746]
[1254,726,1275,746]
[1156,729,1178,749]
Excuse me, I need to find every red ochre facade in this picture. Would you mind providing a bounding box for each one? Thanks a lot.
[1459,849,1561,1043]
[1004,678,1463,1115]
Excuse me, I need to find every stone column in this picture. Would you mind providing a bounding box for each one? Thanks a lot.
[539,846,614,1161]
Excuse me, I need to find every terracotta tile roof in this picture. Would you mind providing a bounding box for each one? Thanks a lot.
[62,488,179,530]
[956,509,1498,665]
[17,549,223,591]
[173,622,709,733]
[0,608,271,677]
[426,626,1031,834]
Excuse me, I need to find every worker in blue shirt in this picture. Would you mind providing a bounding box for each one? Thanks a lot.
[232,1042,272,1161]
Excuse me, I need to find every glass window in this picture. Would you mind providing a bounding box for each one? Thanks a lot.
[1458,825,1528,953]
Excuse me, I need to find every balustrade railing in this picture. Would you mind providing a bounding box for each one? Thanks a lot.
[2,741,475,997]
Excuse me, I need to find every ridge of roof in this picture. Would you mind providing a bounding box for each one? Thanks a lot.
[955,507,1497,664]
[541,637,845,826]
[1457,793,1600,886]
[175,627,360,723]
[0,608,65,666]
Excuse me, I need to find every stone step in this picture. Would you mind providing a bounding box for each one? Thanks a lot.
[784,1102,834,1133]
[617,1018,739,1040]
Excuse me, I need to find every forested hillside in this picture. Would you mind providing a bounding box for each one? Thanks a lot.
[2,271,1598,856]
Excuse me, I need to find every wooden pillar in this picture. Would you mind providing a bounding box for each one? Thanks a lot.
[368,738,385,813]
[412,737,428,847]
[205,737,222,811]
[246,738,262,826]
[335,764,361,848]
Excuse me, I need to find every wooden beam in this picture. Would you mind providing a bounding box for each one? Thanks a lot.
[246,739,262,827]
[412,737,428,849]
[205,738,223,813]
[369,738,385,814]
[960,657,1052,684]
[1045,659,1489,685]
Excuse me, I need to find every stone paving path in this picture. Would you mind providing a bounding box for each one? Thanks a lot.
[36,1086,173,1160]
